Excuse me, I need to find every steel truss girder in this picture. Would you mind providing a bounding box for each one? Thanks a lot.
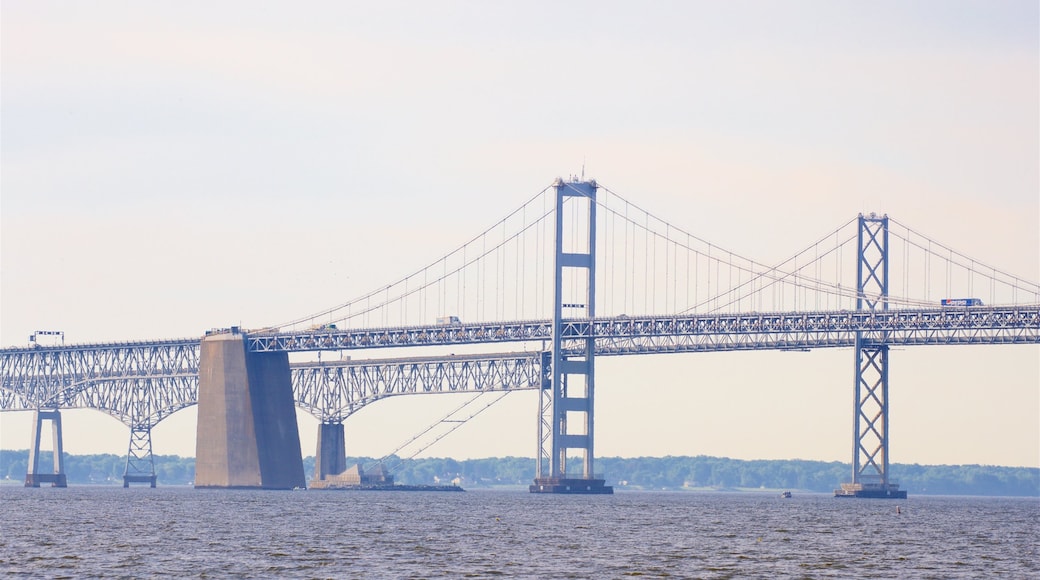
[2,307,1036,421]
[0,375,200,427]
[248,322,553,352]
[2,308,1036,420]
[583,324,1039,355]
[243,306,1040,352]
[0,352,546,425]
[555,307,1040,343]
[0,339,200,413]
[3,327,1032,426]
[0,339,203,488]
[290,351,547,423]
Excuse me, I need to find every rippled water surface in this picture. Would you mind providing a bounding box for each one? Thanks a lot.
[1,487,1037,578]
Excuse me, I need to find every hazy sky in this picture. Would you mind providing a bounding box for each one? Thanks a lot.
[2,2,1038,468]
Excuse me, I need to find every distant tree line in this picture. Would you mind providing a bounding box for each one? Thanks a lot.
[0,451,195,486]
[2,450,1036,496]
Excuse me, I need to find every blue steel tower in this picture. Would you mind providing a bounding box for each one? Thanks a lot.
[530,178,612,494]
[836,213,906,498]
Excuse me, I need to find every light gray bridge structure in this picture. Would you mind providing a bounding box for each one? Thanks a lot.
[2,178,1038,496]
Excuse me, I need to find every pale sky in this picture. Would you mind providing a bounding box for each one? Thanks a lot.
[2,1,1038,468]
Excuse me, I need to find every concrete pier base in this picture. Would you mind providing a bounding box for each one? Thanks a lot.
[24,409,67,488]
[123,474,157,488]
[834,481,907,499]
[312,422,347,483]
[195,331,305,490]
[529,477,613,494]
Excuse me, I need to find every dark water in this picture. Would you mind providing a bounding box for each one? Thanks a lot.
[1,487,1037,578]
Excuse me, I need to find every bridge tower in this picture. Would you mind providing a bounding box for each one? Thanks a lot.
[836,213,906,499]
[24,409,67,487]
[531,178,612,494]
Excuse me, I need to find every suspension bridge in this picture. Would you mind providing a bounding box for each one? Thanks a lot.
[2,178,1038,496]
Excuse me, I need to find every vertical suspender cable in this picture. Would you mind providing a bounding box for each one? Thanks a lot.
[925,240,930,301]
[518,206,523,319]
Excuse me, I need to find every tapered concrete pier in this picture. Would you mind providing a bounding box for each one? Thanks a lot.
[312,421,347,483]
[24,409,67,487]
[195,330,305,489]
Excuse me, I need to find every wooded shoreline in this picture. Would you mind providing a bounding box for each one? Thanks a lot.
[2,450,1036,497]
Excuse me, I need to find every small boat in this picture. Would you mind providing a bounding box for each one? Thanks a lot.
[780,491,792,498]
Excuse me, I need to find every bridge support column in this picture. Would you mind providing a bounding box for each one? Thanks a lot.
[312,421,347,483]
[836,214,905,499]
[195,330,306,489]
[123,425,157,488]
[25,409,67,488]
[531,178,612,494]
[836,340,905,498]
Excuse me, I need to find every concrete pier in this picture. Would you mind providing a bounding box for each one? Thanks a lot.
[24,409,67,487]
[195,331,305,489]
[312,422,347,483]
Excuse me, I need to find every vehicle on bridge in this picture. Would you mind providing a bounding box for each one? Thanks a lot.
[436,316,461,325]
[941,298,984,307]
[309,323,338,331]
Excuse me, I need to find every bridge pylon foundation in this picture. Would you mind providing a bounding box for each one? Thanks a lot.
[312,421,347,484]
[24,409,67,488]
[530,477,613,494]
[123,474,157,488]
[195,331,306,490]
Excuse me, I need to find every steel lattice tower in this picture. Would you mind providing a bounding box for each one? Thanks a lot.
[837,213,905,498]
[531,179,612,493]
[123,426,157,487]
[122,378,158,487]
